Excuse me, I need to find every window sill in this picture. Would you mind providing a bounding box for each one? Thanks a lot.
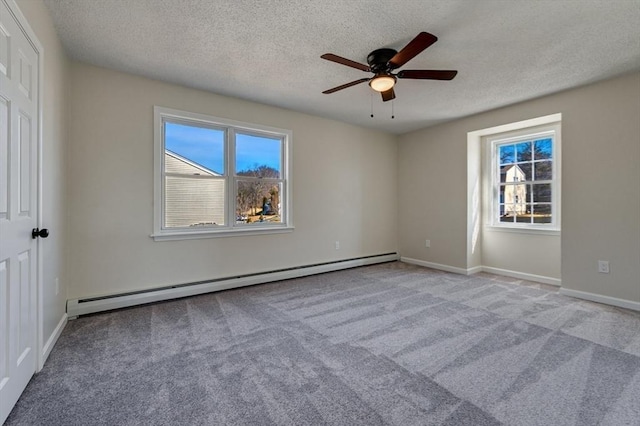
[151,225,294,241]
[484,225,560,236]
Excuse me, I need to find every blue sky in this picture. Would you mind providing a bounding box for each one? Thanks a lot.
[165,122,281,174]
[499,138,552,165]
[236,133,281,173]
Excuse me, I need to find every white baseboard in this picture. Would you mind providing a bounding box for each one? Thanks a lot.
[67,253,399,317]
[41,313,67,369]
[559,288,640,312]
[467,265,484,275]
[400,257,472,275]
[401,257,640,312]
[481,266,561,286]
[400,257,561,286]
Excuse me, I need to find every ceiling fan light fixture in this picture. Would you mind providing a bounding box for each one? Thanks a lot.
[369,74,396,92]
[321,32,457,102]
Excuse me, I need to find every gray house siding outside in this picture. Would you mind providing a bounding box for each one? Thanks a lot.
[164,152,225,227]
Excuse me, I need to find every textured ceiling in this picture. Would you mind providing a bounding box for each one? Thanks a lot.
[43,0,640,134]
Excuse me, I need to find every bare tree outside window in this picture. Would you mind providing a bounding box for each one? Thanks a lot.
[236,165,281,223]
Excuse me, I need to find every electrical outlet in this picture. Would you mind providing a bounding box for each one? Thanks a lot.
[425,240,431,248]
[598,260,610,274]
[55,278,59,295]
[335,241,340,250]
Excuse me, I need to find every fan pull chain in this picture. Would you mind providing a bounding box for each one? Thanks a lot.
[391,100,395,119]
[370,93,374,118]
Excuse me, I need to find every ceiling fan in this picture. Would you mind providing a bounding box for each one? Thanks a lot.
[321,32,457,102]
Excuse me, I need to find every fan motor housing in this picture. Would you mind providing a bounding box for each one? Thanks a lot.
[367,48,397,73]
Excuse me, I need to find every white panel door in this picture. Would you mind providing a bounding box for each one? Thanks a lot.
[0,1,39,423]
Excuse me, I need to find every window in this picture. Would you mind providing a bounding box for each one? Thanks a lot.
[488,124,560,231]
[153,107,292,240]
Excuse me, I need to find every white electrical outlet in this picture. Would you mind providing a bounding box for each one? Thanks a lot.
[335,241,340,250]
[425,240,431,248]
[598,260,610,274]
[55,278,59,295]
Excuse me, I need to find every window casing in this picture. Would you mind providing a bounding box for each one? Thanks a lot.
[153,107,292,240]
[488,125,560,231]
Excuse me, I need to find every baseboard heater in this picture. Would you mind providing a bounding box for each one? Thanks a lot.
[67,253,399,318]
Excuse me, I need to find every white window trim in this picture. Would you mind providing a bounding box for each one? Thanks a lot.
[151,106,293,241]
[482,120,561,234]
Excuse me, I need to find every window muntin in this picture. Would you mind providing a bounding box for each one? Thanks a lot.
[491,130,558,229]
[153,107,292,239]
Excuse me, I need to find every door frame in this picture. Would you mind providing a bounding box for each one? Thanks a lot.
[3,0,45,371]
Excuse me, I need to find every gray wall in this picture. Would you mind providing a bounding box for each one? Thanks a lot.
[399,72,640,303]
[66,62,399,299]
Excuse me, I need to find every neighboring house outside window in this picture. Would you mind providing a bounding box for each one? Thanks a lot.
[501,164,527,217]
[488,124,560,231]
[164,150,225,228]
[152,107,292,240]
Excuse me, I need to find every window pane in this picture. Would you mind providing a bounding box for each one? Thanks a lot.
[501,183,528,205]
[533,204,552,223]
[503,201,527,217]
[501,164,530,182]
[515,204,532,223]
[499,145,515,165]
[236,180,283,224]
[532,184,552,203]
[534,138,552,160]
[499,206,514,222]
[236,133,281,178]
[534,161,552,180]
[493,131,556,229]
[165,122,225,174]
[516,141,532,162]
[165,176,225,227]
[519,163,532,181]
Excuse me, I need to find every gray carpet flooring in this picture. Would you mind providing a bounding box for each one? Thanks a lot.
[6,262,640,425]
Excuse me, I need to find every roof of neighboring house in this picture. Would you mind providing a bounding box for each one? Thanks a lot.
[165,150,222,176]
[500,164,525,173]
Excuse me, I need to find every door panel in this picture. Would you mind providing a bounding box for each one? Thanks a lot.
[0,260,7,382]
[17,250,31,361]
[18,50,32,99]
[19,112,32,214]
[0,24,8,76]
[0,0,39,423]
[0,96,8,216]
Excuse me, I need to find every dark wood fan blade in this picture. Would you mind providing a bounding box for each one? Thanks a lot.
[381,87,395,102]
[388,32,438,69]
[397,70,458,80]
[322,78,370,94]
[321,54,370,72]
